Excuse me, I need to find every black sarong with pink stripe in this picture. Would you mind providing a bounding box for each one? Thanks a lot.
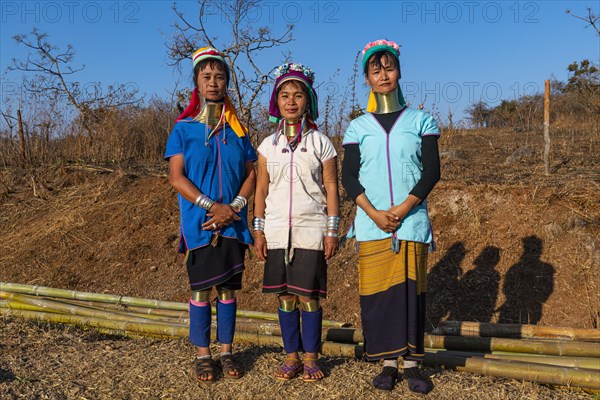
[186,237,246,291]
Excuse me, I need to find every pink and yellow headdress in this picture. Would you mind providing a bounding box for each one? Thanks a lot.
[176,47,247,138]
[361,39,407,112]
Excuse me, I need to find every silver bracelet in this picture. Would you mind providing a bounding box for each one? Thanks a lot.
[230,195,248,212]
[252,216,265,231]
[195,194,215,210]
[326,216,340,231]
[325,231,339,238]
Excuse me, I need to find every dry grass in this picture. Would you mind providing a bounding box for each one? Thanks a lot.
[1,317,595,400]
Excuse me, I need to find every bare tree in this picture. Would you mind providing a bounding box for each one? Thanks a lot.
[9,29,141,135]
[348,51,365,121]
[167,0,294,140]
[567,7,600,35]
[465,101,491,128]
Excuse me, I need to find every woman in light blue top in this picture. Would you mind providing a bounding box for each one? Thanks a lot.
[341,39,440,394]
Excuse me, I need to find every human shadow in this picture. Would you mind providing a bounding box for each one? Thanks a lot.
[498,236,555,324]
[449,246,501,322]
[427,242,466,331]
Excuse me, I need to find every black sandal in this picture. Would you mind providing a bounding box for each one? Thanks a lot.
[194,357,216,383]
[404,367,433,394]
[220,353,244,379]
[372,366,398,391]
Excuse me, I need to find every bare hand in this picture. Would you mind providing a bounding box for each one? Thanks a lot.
[370,210,401,233]
[323,236,339,260]
[253,235,268,261]
[388,203,410,222]
[202,203,241,230]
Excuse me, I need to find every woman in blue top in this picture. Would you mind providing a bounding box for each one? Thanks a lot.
[165,47,257,383]
[341,39,441,394]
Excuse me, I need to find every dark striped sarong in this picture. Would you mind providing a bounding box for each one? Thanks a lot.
[358,239,428,361]
[186,237,246,291]
[262,248,327,299]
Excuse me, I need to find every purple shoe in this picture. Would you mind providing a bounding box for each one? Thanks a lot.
[302,356,324,382]
[275,357,303,381]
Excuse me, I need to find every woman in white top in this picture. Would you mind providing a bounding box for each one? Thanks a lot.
[253,63,339,382]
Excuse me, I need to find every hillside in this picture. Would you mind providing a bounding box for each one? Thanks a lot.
[1,126,598,329]
[1,126,598,399]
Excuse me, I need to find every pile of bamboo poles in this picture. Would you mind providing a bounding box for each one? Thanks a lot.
[1,282,598,391]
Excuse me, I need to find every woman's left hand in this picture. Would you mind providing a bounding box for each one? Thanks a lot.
[388,203,410,222]
[202,203,241,230]
[324,236,339,260]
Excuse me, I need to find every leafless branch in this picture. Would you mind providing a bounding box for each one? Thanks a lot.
[9,29,142,135]
[167,0,295,138]
[567,7,600,35]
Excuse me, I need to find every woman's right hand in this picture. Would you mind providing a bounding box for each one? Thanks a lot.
[369,210,401,233]
[253,235,268,262]
[202,203,241,230]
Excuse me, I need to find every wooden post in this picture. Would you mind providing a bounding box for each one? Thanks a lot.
[543,80,551,175]
[17,107,26,168]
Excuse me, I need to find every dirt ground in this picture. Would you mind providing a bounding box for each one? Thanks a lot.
[1,126,599,399]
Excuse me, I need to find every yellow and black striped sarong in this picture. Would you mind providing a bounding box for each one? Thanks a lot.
[358,238,428,361]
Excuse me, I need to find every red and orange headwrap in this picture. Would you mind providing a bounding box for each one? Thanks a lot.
[176,47,247,138]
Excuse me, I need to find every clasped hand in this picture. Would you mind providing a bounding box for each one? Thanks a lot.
[370,204,410,233]
[202,203,241,230]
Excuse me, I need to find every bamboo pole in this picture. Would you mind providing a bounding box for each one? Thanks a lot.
[0,299,66,314]
[235,320,282,336]
[427,349,600,370]
[324,327,364,344]
[5,299,597,370]
[59,299,190,319]
[222,322,599,368]
[0,291,187,326]
[51,298,190,324]
[234,321,364,344]
[232,323,600,369]
[425,334,600,357]
[0,308,281,347]
[435,321,600,342]
[423,352,600,390]
[0,282,348,327]
[52,297,189,319]
[1,307,364,357]
[92,327,169,340]
[1,307,192,337]
[0,283,187,310]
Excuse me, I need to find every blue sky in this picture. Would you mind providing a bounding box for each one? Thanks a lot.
[1,1,599,124]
